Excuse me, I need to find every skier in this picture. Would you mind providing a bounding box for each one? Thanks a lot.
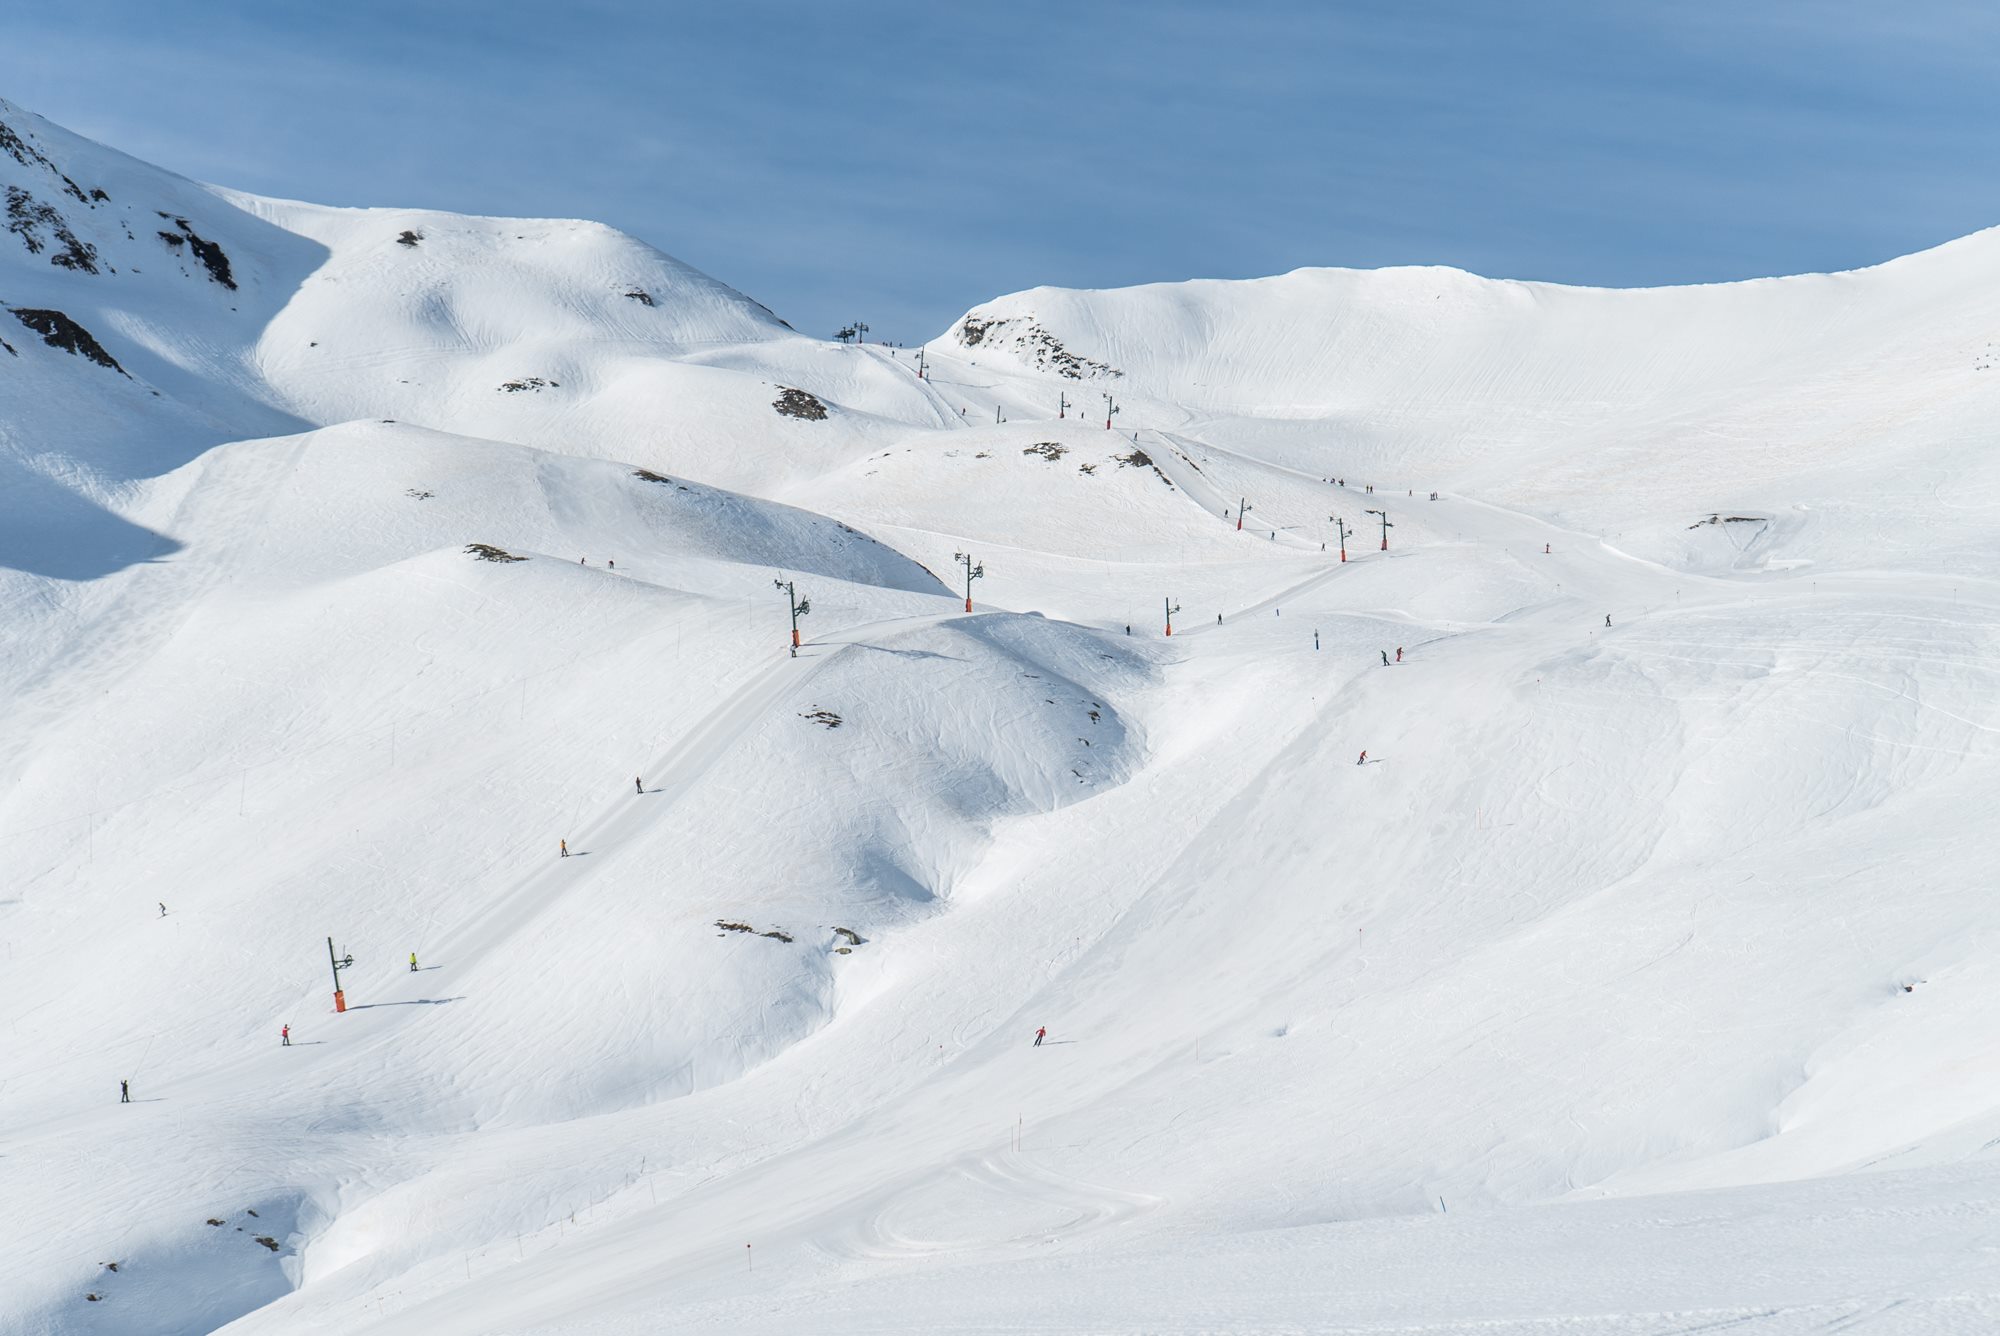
[635,776,643,795]
[560,838,569,858]
[158,902,166,918]
[1314,631,1320,650]
[1125,625,1131,635]
[120,1079,130,1104]
[1033,1026,1046,1048]
[1605,614,1612,628]
[281,1024,290,1047]
[1380,650,1389,667]
[1357,750,1367,766]
[1544,543,1550,555]
[1217,613,1222,624]
[608,559,615,570]
[409,952,418,973]
[1396,647,1403,663]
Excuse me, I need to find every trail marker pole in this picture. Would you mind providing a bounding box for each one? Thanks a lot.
[1059,391,1068,419]
[1103,393,1119,431]
[954,551,985,613]
[1237,497,1250,532]
[1366,508,1393,551]
[1333,516,1350,562]
[1164,597,1181,637]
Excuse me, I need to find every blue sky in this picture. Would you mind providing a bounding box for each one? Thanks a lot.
[5,1,1998,341]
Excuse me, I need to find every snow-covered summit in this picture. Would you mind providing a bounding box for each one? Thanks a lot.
[0,93,950,502]
[939,230,2000,420]
[934,231,2000,577]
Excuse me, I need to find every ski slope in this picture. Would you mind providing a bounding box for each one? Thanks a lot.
[6,93,2000,1335]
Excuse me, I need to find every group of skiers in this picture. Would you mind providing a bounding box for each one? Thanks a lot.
[121,770,679,1101]
[120,934,433,1096]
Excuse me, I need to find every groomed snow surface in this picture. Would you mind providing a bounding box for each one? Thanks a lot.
[5,94,2000,1333]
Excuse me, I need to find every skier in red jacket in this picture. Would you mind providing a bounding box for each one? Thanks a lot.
[1033,1027,1046,1048]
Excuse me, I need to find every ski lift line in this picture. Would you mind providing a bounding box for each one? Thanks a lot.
[0,1028,183,1091]
[857,522,1140,567]
[9,660,615,845]
[0,594,745,849]
[1147,427,1374,511]
[128,1032,159,1079]
[1174,562,1352,638]
[421,607,964,975]
[1142,430,1337,549]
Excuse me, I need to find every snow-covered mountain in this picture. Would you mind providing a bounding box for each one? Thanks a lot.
[7,93,2000,1335]
[939,239,2000,577]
